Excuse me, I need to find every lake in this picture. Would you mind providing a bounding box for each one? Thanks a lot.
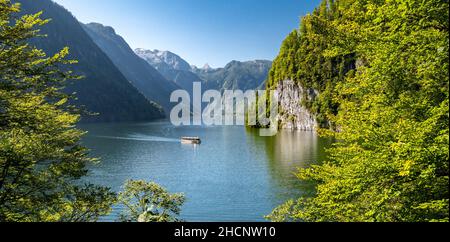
[79,121,331,222]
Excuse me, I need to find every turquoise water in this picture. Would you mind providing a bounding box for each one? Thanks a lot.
[79,122,331,222]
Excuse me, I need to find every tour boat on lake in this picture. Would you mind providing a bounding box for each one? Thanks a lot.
[181,137,201,144]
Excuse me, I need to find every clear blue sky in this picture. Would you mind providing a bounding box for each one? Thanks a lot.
[53,0,321,67]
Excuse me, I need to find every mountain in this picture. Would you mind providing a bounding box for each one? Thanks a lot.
[190,63,213,74]
[160,69,204,92]
[192,60,272,91]
[135,48,203,92]
[17,0,164,122]
[82,23,179,113]
[202,64,213,71]
[135,49,192,73]
[135,48,272,92]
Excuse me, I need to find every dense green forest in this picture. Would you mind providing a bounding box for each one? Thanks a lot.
[266,0,355,129]
[267,0,449,222]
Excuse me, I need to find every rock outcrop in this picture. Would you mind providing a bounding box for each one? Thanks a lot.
[275,80,318,131]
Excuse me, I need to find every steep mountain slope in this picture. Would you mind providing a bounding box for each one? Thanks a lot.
[82,23,179,113]
[17,0,164,122]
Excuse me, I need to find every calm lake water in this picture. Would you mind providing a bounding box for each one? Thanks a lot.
[79,121,331,222]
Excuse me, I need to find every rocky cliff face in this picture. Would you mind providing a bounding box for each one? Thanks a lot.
[275,80,318,131]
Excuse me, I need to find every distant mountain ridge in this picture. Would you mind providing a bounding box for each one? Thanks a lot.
[193,60,272,91]
[135,48,272,92]
[17,0,164,122]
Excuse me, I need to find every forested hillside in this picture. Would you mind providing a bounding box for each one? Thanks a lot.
[267,0,449,222]
[266,0,355,128]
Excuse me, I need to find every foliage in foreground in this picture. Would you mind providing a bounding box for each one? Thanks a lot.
[268,0,449,222]
[118,180,186,222]
[0,0,116,221]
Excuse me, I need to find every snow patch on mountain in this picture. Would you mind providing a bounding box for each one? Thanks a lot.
[134,48,191,72]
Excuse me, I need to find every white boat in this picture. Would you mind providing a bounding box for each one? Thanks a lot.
[181,137,201,144]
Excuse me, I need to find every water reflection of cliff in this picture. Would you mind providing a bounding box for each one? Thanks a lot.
[246,128,331,199]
